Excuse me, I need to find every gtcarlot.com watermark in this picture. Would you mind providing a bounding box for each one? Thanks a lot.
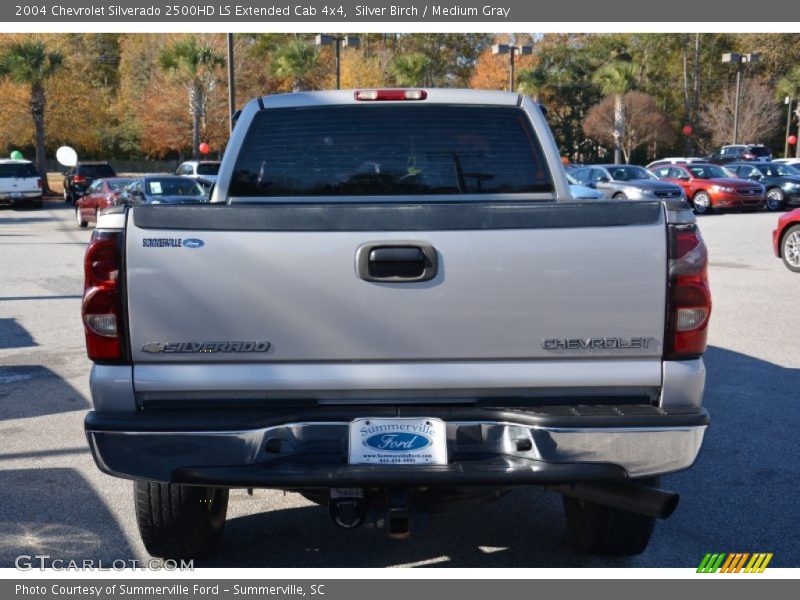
[15,554,194,571]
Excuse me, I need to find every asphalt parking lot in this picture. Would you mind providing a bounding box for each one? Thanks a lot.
[1,199,798,568]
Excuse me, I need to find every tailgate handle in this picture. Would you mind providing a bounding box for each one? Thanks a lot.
[357,242,438,283]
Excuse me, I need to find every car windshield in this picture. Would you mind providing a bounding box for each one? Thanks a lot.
[145,178,206,196]
[196,163,220,176]
[0,163,38,178]
[107,179,134,191]
[608,166,656,181]
[689,165,731,179]
[230,105,553,198]
[757,164,800,177]
[79,164,116,178]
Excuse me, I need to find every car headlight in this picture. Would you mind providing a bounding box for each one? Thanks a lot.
[625,187,644,199]
[712,185,735,193]
[782,182,799,190]
[150,199,161,204]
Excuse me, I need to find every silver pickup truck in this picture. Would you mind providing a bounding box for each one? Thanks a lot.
[82,89,711,559]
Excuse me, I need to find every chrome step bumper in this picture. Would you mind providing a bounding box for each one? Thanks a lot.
[85,407,708,485]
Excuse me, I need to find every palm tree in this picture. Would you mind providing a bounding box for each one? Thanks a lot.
[160,36,225,159]
[777,66,800,158]
[592,60,637,164]
[270,39,319,93]
[390,53,432,87]
[0,40,63,191]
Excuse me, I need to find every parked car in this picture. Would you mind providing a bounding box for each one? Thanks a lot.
[118,175,209,205]
[63,162,117,204]
[83,89,711,558]
[707,144,772,164]
[74,177,135,228]
[727,162,800,211]
[0,159,42,209]
[650,163,765,214]
[176,160,221,184]
[569,164,685,201]
[773,208,800,272]
[646,157,705,170]
[566,172,604,199]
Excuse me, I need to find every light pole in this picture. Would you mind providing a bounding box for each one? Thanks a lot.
[722,52,760,145]
[492,43,532,92]
[227,33,235,133]
[315,35,360,90]
[785,96,794,159]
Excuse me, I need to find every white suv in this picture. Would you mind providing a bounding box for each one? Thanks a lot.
[175,160,221,184]
[0,159,43,208]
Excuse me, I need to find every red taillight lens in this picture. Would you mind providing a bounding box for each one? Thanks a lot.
[82,231,126,362]
[354,89,428,101]
[665,224,712,359]
[73,175,87,184]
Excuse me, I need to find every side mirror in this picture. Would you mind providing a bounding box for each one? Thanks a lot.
[597,176,610,184]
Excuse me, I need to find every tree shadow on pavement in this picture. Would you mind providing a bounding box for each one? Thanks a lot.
[0,467,135,567]
[0,365,89,420]
[0,319,37,350]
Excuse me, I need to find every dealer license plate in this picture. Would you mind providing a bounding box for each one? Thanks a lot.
[348,417,447,465]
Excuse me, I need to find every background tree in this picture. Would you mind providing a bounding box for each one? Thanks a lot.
[592,59,637,164]
[270,38,320,92]
[159,36,224,159]
[0,39,63,190]
[584,91,674,163]
[700,81,781,149]
[390,52,432,87]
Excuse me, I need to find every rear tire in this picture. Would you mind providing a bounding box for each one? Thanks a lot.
[134,481,229,559]
[613,192,627,200]
[562,478,658,555]
[75,207,88,228]
[64,188,72,204]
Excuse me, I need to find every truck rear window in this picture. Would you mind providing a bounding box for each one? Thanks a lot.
[229,105,553,198]
[0,163,38,178]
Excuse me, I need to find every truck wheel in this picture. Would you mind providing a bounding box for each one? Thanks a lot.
[134,481,229,559]
[562,478,658,555]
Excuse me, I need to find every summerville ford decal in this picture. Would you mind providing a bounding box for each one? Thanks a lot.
[142,238,204,248]
[348,418,448,465]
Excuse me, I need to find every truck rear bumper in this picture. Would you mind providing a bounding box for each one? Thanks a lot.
[85,406,708,486]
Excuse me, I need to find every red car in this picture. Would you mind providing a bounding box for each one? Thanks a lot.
[650,163,765,214]
[75,177,134,228]
[773,208,800,272]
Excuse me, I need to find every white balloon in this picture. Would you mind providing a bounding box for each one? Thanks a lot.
[56,146,78,167]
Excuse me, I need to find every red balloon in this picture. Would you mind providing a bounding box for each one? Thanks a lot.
[199,142,210,154]
[682,125,693,137]
[788,135,798,146]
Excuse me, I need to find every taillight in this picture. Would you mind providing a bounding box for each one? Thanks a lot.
[73,174,87,184]
[354,89,428,101]
[82,231,126,362]
[665,224,712,359]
